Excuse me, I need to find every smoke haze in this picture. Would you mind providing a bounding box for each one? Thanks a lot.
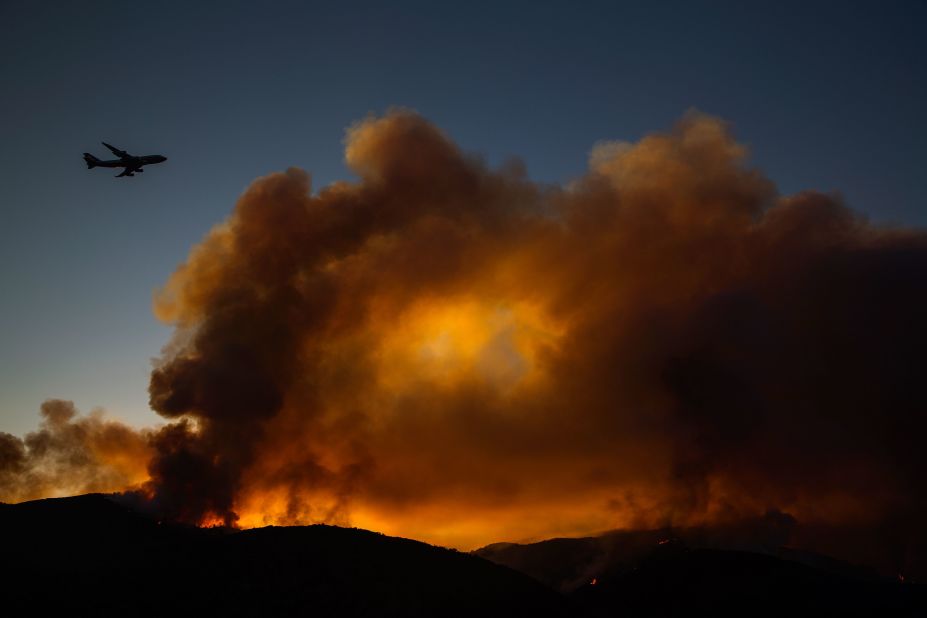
[0,399,150,502]
[3,110,926,576]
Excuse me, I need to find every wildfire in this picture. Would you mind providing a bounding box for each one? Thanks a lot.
[5,110,927,580]
[199,514,230,528]
[374,297,561,393]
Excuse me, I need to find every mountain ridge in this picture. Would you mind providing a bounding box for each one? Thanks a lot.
[4,494,925,617]
[1,494,574,617]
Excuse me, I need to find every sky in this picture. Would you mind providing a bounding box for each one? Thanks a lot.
[0,0,925,437]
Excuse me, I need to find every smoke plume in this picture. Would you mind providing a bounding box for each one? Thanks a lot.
[3,110,926,576]
[0,400,151,502]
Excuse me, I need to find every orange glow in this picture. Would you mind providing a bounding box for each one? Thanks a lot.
[6,111,926,580]
[374,297,562,393]
[199,514,229,528]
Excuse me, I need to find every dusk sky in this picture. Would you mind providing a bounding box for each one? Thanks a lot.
[5,2,927,575]
[1,1,925,442]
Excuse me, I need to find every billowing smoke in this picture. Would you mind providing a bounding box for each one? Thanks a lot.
[0,399,151,502]
[3,110,926,576]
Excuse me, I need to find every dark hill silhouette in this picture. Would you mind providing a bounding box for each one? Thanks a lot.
[1,494,574,617]
[573,542,925,617]
[475,521,891,592]
[4,495,924,617]
[477,531,926,617]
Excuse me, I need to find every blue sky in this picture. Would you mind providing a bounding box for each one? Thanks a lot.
[1,0,924,434]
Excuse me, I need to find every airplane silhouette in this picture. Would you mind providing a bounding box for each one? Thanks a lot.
[83,142,167,177]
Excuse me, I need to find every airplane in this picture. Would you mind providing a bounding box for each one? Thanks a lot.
[82,142,167,177]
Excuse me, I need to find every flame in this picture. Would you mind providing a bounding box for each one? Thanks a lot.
[199,514,229,528]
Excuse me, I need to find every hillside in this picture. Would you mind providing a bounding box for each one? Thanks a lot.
[5,494,924,617]
[477,531,926,617]
[1,494,574,617]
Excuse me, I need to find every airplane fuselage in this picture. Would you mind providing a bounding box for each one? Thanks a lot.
[92,154,167,168]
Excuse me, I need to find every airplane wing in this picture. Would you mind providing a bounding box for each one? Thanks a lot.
[115,165,141,178]
[102,142,132,159]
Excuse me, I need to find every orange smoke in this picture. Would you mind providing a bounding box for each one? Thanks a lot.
[3,111,927,576]
[0,400,151,502]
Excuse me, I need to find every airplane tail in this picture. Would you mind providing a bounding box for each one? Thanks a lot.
[83,153,100,169]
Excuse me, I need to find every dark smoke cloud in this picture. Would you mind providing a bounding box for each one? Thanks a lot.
[3,110,926,577]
